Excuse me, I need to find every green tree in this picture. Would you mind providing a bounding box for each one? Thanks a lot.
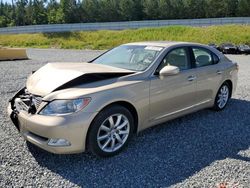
[134,0,144,20]
[99,0,120,22]
[58,0,80,23]
[205,0,227,18]
[0,0,4,15]
[16,0,28,25]
[158,0,186,19]
[0,15,7,27]
[25,0,33,24]
[158,0,173,19]
[1,0,250,28]
[47,0,60,23]
[170,0,186,19]
[33,0,47,24]
[119,0,136,21]
[238,0,250,16]
[142,0,159,19]
[225,0,238,16]
[81,0,100,22]
[184,0,206,19]
[26,0,47,25]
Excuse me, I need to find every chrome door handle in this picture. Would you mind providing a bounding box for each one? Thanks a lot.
[187,75,197,81]
[217,70,223,75]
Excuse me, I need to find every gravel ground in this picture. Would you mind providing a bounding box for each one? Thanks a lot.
[0,49,249,188]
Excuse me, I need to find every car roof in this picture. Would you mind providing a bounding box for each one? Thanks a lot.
[124,41,202,48]
[125,41,224,58]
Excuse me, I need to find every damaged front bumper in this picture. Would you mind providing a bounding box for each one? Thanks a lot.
[8,88,97,154]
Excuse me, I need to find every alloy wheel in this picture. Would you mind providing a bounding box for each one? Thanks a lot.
[97,114,130,153]
[217,85,229,109]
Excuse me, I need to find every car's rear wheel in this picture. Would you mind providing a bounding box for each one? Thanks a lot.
[213,83,231,111]
[87,105,134,157]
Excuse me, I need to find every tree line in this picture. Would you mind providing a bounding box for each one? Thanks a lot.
[0,0,250,27]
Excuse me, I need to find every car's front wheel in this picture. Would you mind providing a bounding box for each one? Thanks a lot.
[87,105,134,157]
[213,83,231,111]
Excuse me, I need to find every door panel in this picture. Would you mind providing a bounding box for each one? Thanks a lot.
[191,47,223,103]
[196,64,223,102]
[149,69,197,121]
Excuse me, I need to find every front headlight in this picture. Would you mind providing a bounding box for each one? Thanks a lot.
[39,98,91,116]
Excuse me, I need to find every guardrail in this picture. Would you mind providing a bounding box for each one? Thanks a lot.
[0,17,249,34]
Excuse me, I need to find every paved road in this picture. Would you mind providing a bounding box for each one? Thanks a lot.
[0,49,249,187]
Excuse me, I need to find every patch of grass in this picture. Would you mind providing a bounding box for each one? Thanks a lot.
[0,25,250,50]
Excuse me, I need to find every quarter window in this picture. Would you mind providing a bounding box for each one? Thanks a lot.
[159,48,190,71]
[192,48,213,67]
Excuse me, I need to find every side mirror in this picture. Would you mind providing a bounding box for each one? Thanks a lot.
[159,65,180,77]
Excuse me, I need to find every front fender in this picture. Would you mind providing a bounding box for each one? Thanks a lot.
[84,81,150,132]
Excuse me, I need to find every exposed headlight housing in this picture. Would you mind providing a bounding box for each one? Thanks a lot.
[39,98,91,116]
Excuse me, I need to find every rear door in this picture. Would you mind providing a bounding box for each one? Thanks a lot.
[190,47,223,103]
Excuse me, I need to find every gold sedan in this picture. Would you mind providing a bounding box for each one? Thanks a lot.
[8,42,238,157]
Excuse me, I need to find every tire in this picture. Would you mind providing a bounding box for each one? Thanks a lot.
[213,82,231,111]
[87,105,134,157]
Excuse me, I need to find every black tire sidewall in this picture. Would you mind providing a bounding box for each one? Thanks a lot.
[87,105,134,157]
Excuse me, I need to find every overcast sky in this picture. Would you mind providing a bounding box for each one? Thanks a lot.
[2,0,59,3]
[2,0,13,3]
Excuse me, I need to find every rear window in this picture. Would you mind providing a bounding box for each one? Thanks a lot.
[192,47,220,67]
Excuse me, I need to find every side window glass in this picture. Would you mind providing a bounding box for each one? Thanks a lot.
[192,48,213,67]
[160,48,189,71]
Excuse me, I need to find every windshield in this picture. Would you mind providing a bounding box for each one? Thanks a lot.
[92,45,163,71]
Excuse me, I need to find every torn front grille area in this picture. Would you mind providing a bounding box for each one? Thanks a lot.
[12,88,43,114]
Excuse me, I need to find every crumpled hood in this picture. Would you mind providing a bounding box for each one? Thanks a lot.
[26,62,134,96]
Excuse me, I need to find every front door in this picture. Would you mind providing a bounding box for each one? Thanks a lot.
[149,47,197,122]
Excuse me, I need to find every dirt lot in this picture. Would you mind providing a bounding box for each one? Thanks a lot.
[0,49,249,187]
